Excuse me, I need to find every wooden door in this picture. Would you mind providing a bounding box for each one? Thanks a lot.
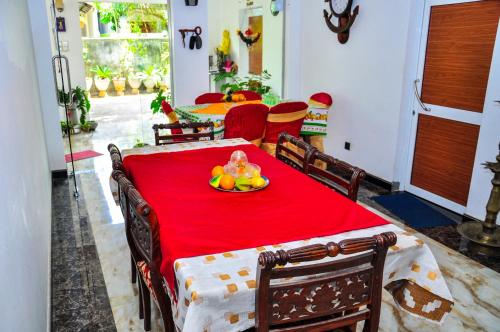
[248,15,263,75]
[408,0,500,212]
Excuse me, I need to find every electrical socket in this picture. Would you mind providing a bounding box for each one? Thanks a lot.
[344,142,351,151]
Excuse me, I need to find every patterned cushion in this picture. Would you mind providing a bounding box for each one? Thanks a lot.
[137,260,174,304]
[137,261,156,300]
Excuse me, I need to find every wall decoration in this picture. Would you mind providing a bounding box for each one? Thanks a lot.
[323,0,359,44]
[56,17,66,32]
[179,26,203,49]
[237,28,261,48]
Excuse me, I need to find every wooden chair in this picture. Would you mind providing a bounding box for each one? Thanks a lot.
[261,102,309,156]
[234,90,263,101]
[108,145,137,285]
[153,122,214,146]
[307,150,366,201]
[110,167,175,332]
[109,144,176,331]
[195,92,225,104]
[275,132,316,173]
[255,232,397,332]
[224,103,269,146]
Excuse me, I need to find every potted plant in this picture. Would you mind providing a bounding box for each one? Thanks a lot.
[81,121,98,132]
[127,71,143,94]
[134,138,149,148]
[112,72,127,96]
[91,65,113,97]
[58,89,79,126]
[141,65,161,93]
[60,121,74,136]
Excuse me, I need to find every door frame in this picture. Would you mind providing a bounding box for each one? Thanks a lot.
[402,0,486,214]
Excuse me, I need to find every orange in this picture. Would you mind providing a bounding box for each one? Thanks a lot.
[211,165,225,177]
[219,174,235,190]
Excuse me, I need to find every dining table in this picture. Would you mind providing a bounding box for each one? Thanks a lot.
[117,138,454,332]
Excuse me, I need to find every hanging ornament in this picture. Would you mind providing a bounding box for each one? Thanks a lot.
[237,28,261,47]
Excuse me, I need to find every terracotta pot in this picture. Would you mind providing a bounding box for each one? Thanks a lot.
[94,77,110,97]
[113,77,126,96]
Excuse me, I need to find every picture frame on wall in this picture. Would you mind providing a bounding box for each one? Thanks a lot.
[56,17,66,32]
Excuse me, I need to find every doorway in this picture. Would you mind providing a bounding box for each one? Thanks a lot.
[53,0,172,176]
[405,0,500,213]
[207,0,285,98]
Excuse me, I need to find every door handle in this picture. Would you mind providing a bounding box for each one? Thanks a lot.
[52,55,72,106]
[413,79,431,112]
[494,100,500,104]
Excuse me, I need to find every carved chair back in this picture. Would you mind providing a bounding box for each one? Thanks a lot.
[153,122,214,146]
[307,150,366,201]
[255,232,397,332]
[276,132,316,173]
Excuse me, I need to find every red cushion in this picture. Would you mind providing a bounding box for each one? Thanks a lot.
[233,90,262,101]
[264,102,308,143]
[309,92,333,108]
[195,93,225,105]
[224,104,269,140]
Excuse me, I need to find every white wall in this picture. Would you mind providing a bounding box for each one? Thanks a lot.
[170,0,209,105]
[296,0,414,181]
[262,0,284,95]
[0,0,53,330]
[283,0,302,99]
[57,0,87,89]
[29,0,67,171]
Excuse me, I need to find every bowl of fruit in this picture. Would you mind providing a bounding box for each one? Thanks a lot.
[209,150,269,192]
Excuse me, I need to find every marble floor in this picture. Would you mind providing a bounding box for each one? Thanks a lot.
[53,95,500,331]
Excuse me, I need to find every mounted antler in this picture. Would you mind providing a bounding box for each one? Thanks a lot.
[323,0,360,44]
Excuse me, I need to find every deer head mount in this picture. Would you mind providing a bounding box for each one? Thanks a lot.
[323,0,359,44]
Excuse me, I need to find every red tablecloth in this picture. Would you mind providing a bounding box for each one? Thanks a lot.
[123,144,389,292]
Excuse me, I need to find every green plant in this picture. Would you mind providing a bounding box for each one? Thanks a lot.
[128,4,168,33]
[81,122,91,131]
[214,71,242,93]
[91,65,113,79]
[58,90,71,105]
[60,121,74,134]
[214,70,272,95]
[150,89,171,115]
[134,138,147,148]
[96,2,130,32]
[142,65,160,79]
[72,86,91,125]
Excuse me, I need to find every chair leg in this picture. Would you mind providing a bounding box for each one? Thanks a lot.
[138,278,144,320]
[155,289,176,332]
[131,255,137,284]
[139,277,151,331]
